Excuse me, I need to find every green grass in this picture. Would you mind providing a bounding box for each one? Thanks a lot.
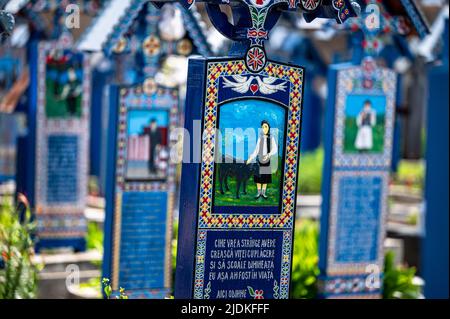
[393,160,425,190]
[79,277,100,290]
[213,159,282,207]
[86,221,103,252]
[298,148,323,195]
[45,79,82,118]
[86,221,103,268]
[343,116,385,153]
[291,219,320,299]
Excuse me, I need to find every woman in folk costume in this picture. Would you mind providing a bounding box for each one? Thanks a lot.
[355,100,377,152]
[246,120,278,199]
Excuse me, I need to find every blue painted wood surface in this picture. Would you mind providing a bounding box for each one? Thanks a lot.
[422,18,449,299]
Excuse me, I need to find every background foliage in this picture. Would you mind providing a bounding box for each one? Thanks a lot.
[298,148,323,194]
[0,198,39,299]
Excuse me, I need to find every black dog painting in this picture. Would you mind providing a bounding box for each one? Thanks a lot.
[217,155,260,200]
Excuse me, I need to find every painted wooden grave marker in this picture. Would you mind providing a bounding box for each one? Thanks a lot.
[10,1,103,251]
[319,57,396,298]
[34,40,90,251]
[105,84,178,298]
[171,0,357,299]
[318,0,429,298]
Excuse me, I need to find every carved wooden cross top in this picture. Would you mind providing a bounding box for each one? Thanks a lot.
[150,0,357,72]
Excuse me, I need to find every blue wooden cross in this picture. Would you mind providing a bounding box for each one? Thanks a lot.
[77,0,213,298]
[327,0,430,171]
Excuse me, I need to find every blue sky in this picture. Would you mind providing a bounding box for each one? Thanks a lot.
[127,110,168,135]
[345,94,386,118]
[218,99,286,160]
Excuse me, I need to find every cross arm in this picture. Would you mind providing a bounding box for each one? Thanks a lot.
[150,0,358,24]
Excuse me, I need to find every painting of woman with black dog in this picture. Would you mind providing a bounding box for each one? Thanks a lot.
[214,100,285,208]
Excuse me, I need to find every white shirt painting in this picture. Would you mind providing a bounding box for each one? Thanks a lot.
[354,108,377,151]
[248,134,278,164]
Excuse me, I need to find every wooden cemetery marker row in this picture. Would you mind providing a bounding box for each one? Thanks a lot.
[76,0,212,195]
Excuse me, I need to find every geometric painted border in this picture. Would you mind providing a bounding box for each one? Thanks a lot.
[35,41,91,239]
[318,274,381,297]
[114,86,179,193]
[193,230,207,299]
[333,66,397,168]
[326,171,389,275]
[196,59,304,229]
[111,85,179,294]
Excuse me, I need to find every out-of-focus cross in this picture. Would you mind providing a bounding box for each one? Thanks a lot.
[0,7,14,44]
[339,0,428,58]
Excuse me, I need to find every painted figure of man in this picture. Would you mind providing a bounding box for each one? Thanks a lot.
[355,100,376,152]
[59,65,82,115]
[146,118,161,173]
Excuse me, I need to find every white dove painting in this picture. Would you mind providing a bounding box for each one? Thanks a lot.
[222,75,287,95]
[222,75,255,94]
